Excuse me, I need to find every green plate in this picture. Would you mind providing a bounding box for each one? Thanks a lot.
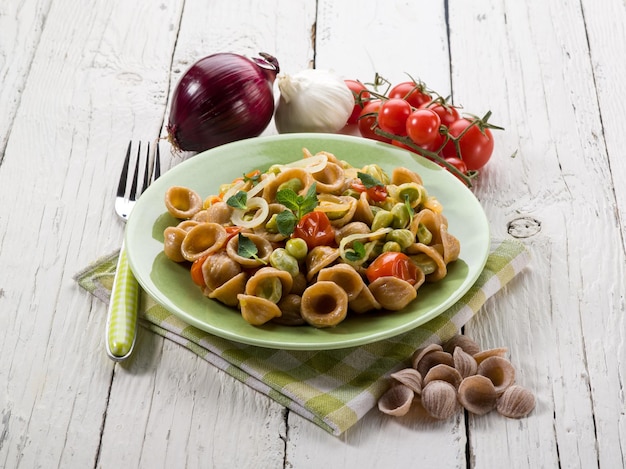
[126,133,490,350]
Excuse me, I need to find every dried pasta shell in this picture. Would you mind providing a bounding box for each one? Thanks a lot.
[423,364,463,389]
[201,251,242,291]
[443,334,481,356]
[208,272,248,307]
[163,226,187,262]
[378,384,414,417]
[300,281,348,328]
[390,368,423,395]
[226,233,273,268]
[411,344,443,369]
[453,346,478,378]
[317,264,365,300]
[421,380,461,420]
[496,385,536,418]
[334,221,370,246]
[415,350,454,379]
[317,194,357,227]
[180,222,228,261]
[237,294,282,326]
[473,347,509,365]
[457,375,498,415]
[177,220,200,232]
[164,186,203,219]
[477,356,516,396]
[368,276,417,311]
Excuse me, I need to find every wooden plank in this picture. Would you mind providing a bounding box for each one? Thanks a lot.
[449,0,625,467]
[0,0,52,161]
[284,1,468,467]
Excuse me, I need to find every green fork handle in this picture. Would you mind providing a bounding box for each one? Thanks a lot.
[105,242,139,361]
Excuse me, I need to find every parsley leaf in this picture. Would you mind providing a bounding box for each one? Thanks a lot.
[345,241,366,261]
[237,233,267,263]
[226,191,248,210]
[357,172,383,189]
[276,210,298,236]
[275,182,319,235]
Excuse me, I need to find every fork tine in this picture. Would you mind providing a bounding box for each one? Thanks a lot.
[129,142,141,201]
[141,141,150,195]
[117,141,132,197]
[153,143,161,181]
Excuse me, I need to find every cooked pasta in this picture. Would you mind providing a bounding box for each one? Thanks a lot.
[162,149,461,328]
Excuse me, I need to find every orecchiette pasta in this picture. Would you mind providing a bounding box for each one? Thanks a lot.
[162,149,461,328]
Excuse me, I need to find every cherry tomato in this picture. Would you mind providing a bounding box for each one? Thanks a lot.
[351,182,388,202]
[378,98,412,136]
[190,254,209,286]
[406,109,441,146]
[441,118,494,170]
[443,156,468,173]
[419,100,460,127]
[293,211,336,249]
[357,100,390,142]
[345,80,371,125]
[365,252,421,286]
[388,81,431,108]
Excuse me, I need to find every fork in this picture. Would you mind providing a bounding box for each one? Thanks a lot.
[106,141,161,361]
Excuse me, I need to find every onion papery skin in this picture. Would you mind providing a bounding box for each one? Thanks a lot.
[167,52,279,152]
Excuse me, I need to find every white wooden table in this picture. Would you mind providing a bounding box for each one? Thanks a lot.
[1,0,625,467]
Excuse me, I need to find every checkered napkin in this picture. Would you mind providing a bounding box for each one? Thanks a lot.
[75,238,530,435]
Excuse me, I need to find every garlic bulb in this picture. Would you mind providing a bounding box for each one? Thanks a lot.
[274,69,353,133]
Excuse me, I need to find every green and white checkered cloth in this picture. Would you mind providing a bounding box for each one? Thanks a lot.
[75,238,530,436]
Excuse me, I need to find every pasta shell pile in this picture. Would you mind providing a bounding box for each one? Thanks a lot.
[378,334,536,420]
[161,149,461,328]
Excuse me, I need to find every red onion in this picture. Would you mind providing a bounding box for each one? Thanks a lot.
[166,52,279,152]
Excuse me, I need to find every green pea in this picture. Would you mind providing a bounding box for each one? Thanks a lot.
[269,248,300,277]
[278,177,303,193]
[382,241,402,253]
[386,229,415,250]
[264,214,279,233]
[417,223,433,245]
[390,203,411,229]
[371,209,394,231]
[285,238,308,261]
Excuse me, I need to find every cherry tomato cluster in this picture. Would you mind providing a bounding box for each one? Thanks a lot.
[344,77,502,186]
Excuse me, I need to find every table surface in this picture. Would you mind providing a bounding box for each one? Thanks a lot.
[1,0,625,468]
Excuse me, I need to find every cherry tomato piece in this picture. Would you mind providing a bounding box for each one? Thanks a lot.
[378,98,412,136]
[345,80,371,125]
[365,251,421,286]
[388,81,431,108]
[357,100,390,142]
[441,118,494,170]
[420,101,460,127]
[406,109,441,146]
[293,211,336,249]
[190,254,209,286]
[351,181,388,202]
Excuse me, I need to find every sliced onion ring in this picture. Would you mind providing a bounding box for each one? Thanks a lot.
[338,228,393,264]
[231,196,270,228]
[278,152,328,174]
